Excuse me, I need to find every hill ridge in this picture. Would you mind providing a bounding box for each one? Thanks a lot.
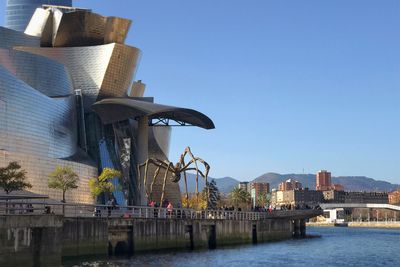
[178,172,399,194]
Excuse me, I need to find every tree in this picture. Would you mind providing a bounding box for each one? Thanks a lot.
[89,168,121,200]
[390,189,400,204]
[203,180,221,210]
[48,166,79,203]
[256,192,271,207]
[181,194,207,210]
[0,161,31,214]
[229,187,251,209]
[0,161,31,194]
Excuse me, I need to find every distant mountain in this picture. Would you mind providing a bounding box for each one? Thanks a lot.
[333,176,399,192]
[253,172,400,192]
[178,172,400,194]
[178,173,239,194]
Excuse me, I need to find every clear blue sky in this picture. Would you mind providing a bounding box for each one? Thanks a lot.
[1,0,399,183]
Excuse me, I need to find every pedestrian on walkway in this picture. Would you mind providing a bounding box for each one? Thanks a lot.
[167,202,173,218]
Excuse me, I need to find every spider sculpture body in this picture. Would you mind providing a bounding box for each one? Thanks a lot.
[138,147,210,207]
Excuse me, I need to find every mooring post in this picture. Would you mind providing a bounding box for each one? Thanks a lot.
[293,219,300,238]
[300,219,306,238]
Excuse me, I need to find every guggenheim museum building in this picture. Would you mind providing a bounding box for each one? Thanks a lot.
[0,1,214,205]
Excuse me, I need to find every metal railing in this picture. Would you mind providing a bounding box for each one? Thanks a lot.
[0,201,321,221]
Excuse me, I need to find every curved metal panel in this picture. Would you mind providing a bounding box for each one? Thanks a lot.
[24,7,55,47]
[0,26,40,48]
[24,7,132,47]
[24,7,51,37]
[104,17,131,44]
[0,48,73,97]
[16,43,141,110]
[53,11,107,47]
[150,126,171,158]
[92,97,215,130]
[147,126,182,206]
[0,65,77,159]
[52,10,131,47]
[99,44,141,99]
[5,0,72,32]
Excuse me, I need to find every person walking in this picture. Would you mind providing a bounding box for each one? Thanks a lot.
[106,199,112,217]
[167,202,173,218]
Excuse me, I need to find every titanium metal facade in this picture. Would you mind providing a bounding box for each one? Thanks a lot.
[0,56,76,159]
[17,43,141,110]
[0,25,96,203]
[6,0,72,32]
[0,26,39,48]
[0,5,214,205]
[147,127,182,205]
[0,48,73,97]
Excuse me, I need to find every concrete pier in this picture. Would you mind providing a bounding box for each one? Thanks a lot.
[0,210,321,267]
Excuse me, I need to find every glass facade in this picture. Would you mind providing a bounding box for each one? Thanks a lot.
[6,0,72,32]
[99,139,126,206]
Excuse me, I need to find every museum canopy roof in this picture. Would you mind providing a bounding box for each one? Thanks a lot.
[92,97,215,130]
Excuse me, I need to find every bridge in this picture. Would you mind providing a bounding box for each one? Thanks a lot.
[319,203,400,223]
[320,203,400,211]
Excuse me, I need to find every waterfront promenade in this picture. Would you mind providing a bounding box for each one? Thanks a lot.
[0,202,322,267]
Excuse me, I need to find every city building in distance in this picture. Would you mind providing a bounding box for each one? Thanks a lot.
[316,170,332,191]
[250,182,270,207]
[388,189,400,205]
[331,183,345,191]
[0,4,214,205]
[278,178,302,191]
[238,182,251,193]
[316,170,344,192]
[271,188,324,209]
[323,190,346,203]
[343,192,388,204]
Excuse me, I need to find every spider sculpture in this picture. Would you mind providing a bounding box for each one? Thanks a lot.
[137,146,210,207]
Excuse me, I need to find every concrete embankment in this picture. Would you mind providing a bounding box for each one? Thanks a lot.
[348,222,400,228]
[307,222,400,228]
[0,211,320,267]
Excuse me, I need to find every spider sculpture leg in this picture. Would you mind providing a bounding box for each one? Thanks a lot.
[138,159,153,201]
[159,162,174,206]
[183,157,210,207]
[193,157,210,205]
[183,171,189,208]
[180,156,190,208]
[180,147,201,201]
[138,159,169,204]
[149,166,161,201]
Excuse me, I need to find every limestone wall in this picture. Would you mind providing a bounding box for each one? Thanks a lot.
[0,150,97,204]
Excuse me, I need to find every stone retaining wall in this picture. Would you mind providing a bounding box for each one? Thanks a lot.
[0,214,307,267]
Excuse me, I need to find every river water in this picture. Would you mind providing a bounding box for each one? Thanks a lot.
[66,227,400,267]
